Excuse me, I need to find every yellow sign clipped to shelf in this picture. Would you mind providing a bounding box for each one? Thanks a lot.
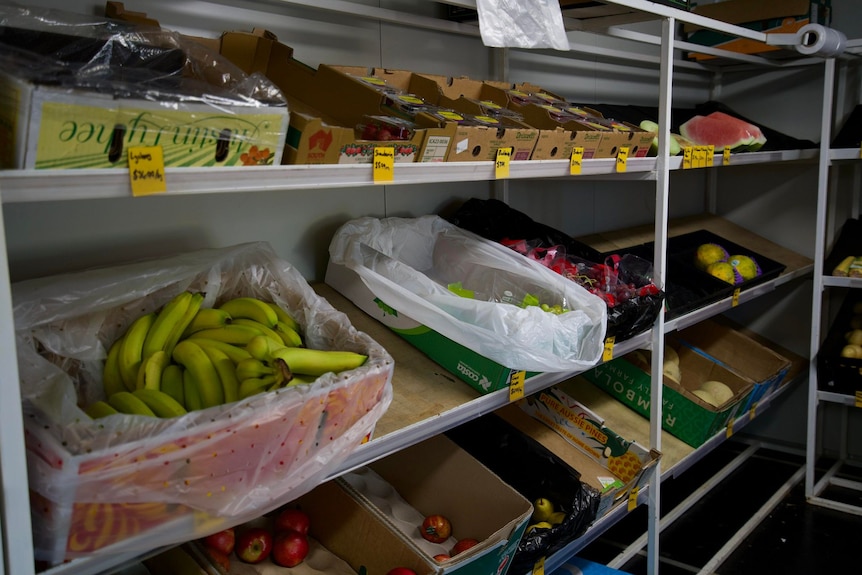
[570,147,584,175]
[856,390,862,408]
[532,557,545,575]
[509,370,526,402]
[683,146,693,169]
[726,419,734,438]
[628,486,639,511]
[128,146,166,196]
[373,146,395,183]
[603,336,615,362]
[616,146,629,173]
[723,146,731,166]
[496,147,513,179]
[732,288,741,307]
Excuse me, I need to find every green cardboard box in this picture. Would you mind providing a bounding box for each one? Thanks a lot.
[582,345,753,447]
[325,259,540,395]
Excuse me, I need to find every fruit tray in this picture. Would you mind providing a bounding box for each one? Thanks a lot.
[665,229,787,291]
[817,291,862,396]
[14,242,394,566]
[823,217,862,277]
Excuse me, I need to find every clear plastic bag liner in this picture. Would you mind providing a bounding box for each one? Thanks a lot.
[13,242,393,562]
[0,3,285,108]
[475,0,570,51]
[328,216,606,373]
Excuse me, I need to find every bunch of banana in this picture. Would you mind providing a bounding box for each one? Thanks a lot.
[86,293,368,418]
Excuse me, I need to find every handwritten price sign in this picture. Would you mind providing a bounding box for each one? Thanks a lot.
[128,146,166,196]
[373,147,395,182]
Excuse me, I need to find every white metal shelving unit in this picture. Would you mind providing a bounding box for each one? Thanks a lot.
[0,2,850,575]
[806,55,862,517]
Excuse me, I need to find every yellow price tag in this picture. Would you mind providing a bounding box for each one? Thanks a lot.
[683,147,693,169]
[603,336,615,362]
[495,147,512,179]
[373,146,395,182]
[732,288,741,307]
[750,402,757,419]
[726,419,734,438]
[128,146,166,196]
[509,370,526,402]
[615,146,629,173]
[628,486,639,511]
[532,557,545,575]
[570,147,584,175]
[856,390,862,408]
[723,146,731,165]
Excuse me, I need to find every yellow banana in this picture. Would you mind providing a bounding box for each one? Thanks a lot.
[118,313,157,391]
[833,255,856,277]
[103,335,128,396]
[108,391,157,417]
[141,291,193,360]
[162,291,205,357]
[161,364,185,406]
[191,337,252,364]
[246,334,288,363]
[274,320,303,347]
[239,374,280,399]
[132,389,188,418]
[172,340,224,408]
[182,370,203,411]
[231,318,285,345]
[270,346,368,376]
[188,324,264,346]
[181,307,232,337]
[236,357,277,381]
[136,350,169,391]
[219,297,278,328]
[201,346,240,405]
[85,400,120,419]
[266,302,301,332]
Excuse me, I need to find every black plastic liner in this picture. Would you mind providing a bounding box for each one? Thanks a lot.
[448,198,665,342]
[445,413,600,574]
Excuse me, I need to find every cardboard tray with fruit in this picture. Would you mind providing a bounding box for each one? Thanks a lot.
[817,291,862,396]
[14,242,394,566]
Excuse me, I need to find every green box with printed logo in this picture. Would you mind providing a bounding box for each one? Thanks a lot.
[581,346,753,447]
[325,259,540,395]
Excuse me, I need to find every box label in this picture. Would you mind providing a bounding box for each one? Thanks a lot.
[33,99,285,169]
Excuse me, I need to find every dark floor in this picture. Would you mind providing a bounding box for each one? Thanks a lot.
[570,440,862,575]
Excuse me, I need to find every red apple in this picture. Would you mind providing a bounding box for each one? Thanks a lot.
[450,538,479,556]
[204,547,231,572]
[272,530,310,568]
[274,508,310,535]
[235,527,273,564]
[433,553,451,562]
[386,569,417,575]
[420,514,451,543]
[203,527,235,555]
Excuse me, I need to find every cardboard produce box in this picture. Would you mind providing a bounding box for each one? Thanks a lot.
[0,8,288,170]
[671,317,792,412]
[503,383,661,518]
[581,344,754,447]
[308,64,539,162]
[214,29,454,164]
[324,256,540,395]
[339,434,532,575]
[684,0,832,61]
[406,72,580,161]
[18,243,394,565]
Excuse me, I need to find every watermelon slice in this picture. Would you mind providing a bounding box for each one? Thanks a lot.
[679,111,766,152]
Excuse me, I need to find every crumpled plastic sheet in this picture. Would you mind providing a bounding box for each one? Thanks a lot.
[475,0,570,51]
